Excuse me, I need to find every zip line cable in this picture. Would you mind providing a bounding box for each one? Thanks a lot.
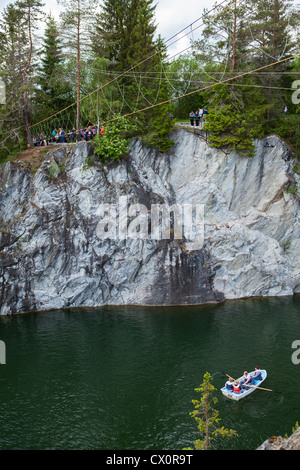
[87,69,300,76]
[100,52,300,126]
[41,0,288,133]
[85,70,111,127]
[24,0,298,138]
[2,0,298,148]
[79,72,298,91]
[163,0,229,45]
[29,0,244,131]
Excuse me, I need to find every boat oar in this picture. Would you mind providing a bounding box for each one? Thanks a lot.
[221,372,283,394]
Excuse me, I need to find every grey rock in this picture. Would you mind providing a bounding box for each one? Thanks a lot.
[257,427,300,450]
[0,130,299,314]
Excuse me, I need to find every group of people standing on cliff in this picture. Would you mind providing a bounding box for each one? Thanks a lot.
[189,107,208,127]
[32,125,105,147]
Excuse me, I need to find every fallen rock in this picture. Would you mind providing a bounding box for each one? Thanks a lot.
[257,427,300,450]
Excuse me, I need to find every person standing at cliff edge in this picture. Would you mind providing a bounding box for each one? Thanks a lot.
[189,110,195,126]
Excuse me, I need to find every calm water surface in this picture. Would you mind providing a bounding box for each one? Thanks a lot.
[0,296,299,450]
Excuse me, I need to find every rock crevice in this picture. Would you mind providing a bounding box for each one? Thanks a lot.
[0,130,299,314]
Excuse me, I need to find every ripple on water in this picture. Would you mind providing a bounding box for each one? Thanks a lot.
[0,297,299,449]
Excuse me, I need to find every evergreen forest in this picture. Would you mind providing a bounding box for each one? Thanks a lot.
[0,0,299,162]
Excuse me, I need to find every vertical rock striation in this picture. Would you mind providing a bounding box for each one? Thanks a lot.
[0,129,299,314]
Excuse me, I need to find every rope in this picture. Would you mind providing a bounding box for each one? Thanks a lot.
[29,0,244,131]
[100,52,300,126]
[85,71,111,127]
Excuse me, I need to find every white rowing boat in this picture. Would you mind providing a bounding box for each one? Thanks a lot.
[221,370,267,401]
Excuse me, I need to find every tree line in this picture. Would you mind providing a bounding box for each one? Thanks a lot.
[170,0,300,157]
[0,0,299,162]
[0,0,173,161]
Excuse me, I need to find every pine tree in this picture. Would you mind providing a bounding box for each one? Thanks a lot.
[247,0,299,120]
[0,0,44,155]
[204,83,270,158]
[93,0,174,152]
[94,0,158,111]
[190,0,300,156]
[184,372,237,450]
[17,0,45,146]
[137,37,175,152]
[37,14,72,118]
[193,0,250,73]
[120,0,156,70]
[0,3,27,157]
[121,0,159,113]
[248,0,296,66]
[92,0,125,65]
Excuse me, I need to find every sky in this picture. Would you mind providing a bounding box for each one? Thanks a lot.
[0,0,216,57]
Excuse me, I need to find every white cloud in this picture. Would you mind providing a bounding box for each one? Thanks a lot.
[155,0,215,57]
[156,0,213,38]
[0,0,217,57]
[0,0,213,37]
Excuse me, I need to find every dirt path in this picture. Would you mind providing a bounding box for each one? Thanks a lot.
[14,145,58,165]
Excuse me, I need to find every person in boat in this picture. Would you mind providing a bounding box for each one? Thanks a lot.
[251,366,262,381]
[240,371,252,389]
[225,377,234,391]
[233,380,242,394]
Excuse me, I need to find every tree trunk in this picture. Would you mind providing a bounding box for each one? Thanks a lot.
[23,90,32,147]
[231,7,237,94]
[232,8,237,72]
[22,5,33,147]
[76,0,81,141]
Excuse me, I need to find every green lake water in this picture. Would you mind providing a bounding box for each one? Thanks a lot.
[0,296,299,450]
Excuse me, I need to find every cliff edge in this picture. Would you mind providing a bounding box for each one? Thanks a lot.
[0,129,299,314]
[257,427,300,450]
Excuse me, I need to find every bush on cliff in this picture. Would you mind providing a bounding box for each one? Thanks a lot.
[93,117,137,163]
[204,85,270,158]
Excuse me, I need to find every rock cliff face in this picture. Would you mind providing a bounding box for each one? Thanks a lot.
[0,129,299,315]
[257,427,300,450]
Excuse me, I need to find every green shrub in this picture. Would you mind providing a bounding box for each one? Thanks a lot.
[93,117,137,163]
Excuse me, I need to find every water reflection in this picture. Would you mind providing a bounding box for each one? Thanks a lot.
[0,296,299,450]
